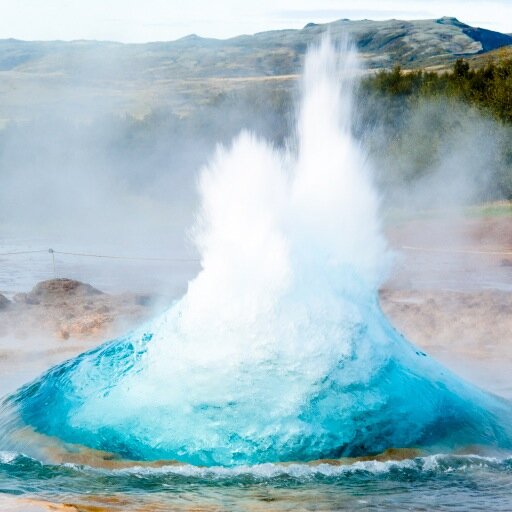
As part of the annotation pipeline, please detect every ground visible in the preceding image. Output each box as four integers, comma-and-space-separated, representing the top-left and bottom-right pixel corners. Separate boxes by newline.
382, 214, 512, 398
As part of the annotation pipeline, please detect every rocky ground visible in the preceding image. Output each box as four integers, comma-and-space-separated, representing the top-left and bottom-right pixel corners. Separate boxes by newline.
0, 278, 157, 341
0, 278, 163, 394
381, 215, 512, 398
380, 288, 512, 398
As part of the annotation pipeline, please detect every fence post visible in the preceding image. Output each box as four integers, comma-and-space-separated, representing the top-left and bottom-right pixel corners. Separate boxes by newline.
48, 248, 55, 277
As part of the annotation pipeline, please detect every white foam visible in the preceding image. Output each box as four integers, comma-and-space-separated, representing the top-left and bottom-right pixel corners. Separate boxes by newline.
0, 451, 19, 464
103, 454, 511, 479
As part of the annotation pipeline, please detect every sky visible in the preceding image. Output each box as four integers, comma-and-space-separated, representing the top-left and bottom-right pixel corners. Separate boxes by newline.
0, 0, 511, 43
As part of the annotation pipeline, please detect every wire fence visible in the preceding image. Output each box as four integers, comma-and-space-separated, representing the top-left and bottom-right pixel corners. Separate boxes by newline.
0, 248, 199, 261
1, 243, 511, 285
0, 248, 200, 280
401, 245, 512, 257
2, 245, 512, 261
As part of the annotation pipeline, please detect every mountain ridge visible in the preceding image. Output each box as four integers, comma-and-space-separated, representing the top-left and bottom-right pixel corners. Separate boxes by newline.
0, 17, 511, 73
0, 17, 510, 121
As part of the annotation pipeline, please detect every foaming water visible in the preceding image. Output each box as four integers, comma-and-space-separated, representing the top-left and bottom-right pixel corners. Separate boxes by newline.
0, 37, 511, 479
1, 450, 512, 511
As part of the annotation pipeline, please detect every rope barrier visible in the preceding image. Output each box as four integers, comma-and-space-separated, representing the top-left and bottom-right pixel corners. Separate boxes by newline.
402, 245, 512, 256
50, 249, 199, 262
0, 250, 49, 256
0, 248, 199, 262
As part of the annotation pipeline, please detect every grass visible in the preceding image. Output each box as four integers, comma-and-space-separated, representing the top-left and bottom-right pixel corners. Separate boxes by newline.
465, 200, 512, 218
383, 200, 512, 225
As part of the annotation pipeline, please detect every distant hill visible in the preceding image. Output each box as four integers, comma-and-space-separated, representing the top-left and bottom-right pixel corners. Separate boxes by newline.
0, 17, 511, 121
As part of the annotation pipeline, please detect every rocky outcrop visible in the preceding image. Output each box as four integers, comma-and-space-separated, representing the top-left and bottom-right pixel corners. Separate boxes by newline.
0, 279, 166, 342
13, 278, 102, 306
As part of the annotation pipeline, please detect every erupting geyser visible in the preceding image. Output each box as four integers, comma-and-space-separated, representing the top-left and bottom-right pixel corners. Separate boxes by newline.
1, 37, 511, 466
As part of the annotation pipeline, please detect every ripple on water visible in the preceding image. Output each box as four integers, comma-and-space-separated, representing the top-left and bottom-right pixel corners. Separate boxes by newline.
1, 451, 512, 510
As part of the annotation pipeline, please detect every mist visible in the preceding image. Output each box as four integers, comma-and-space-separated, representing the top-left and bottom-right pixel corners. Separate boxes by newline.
358, 94, 512, 211
0, 40, 510, 296
0, 76, 294, 294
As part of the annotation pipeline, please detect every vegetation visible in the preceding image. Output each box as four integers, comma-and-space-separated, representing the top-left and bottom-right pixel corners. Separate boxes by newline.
466, 200, 512, 218
358, 58, 512, 201
363, 58, 512, 123
384, 200, 512, 225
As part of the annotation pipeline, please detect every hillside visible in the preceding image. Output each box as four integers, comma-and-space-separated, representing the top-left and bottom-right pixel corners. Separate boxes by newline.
468, 44, 512, 68
0, 17, 511, 121
1, 17, 511, 76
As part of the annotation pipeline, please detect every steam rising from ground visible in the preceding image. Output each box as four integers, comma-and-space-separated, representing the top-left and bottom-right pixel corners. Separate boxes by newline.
363, 96, 512, 210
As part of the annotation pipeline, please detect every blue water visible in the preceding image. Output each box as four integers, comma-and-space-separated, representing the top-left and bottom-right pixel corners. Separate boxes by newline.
1, 300, 511, 467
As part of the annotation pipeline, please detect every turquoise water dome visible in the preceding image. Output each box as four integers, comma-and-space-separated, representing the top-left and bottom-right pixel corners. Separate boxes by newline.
1, 37, 511, 466
7, 301, 512, 466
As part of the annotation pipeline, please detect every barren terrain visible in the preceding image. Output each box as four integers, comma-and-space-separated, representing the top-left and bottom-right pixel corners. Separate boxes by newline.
382, 214, 512, 397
